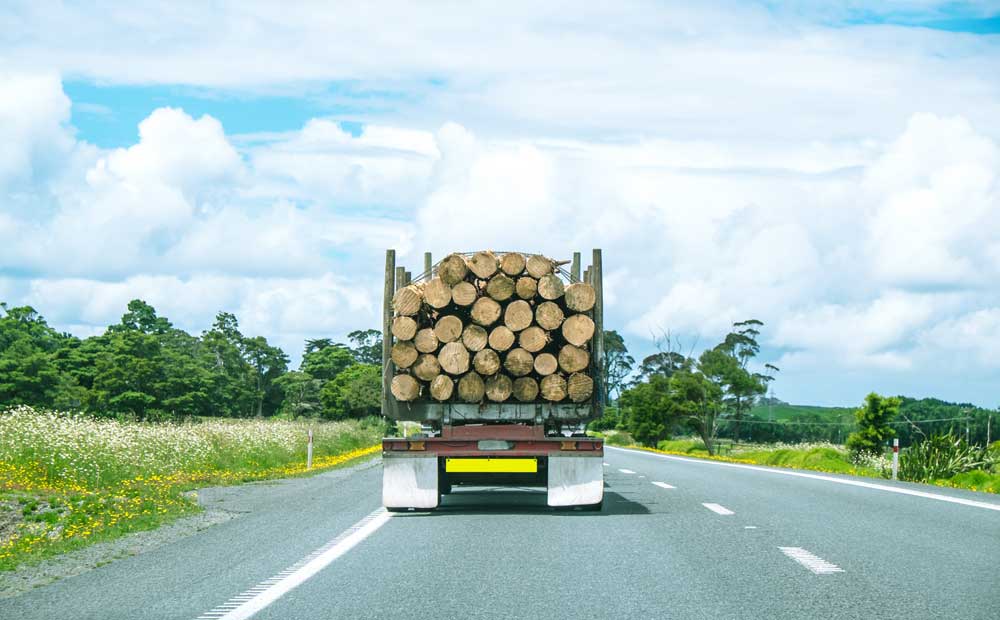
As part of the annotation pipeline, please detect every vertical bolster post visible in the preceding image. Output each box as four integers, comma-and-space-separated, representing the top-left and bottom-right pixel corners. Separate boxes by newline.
592, 249, 605, 417
383, 250, 396, 418
424, 252, 433, 279
571, 252, 581, 281
395, 266, 406, 291
405, 270, 412, 284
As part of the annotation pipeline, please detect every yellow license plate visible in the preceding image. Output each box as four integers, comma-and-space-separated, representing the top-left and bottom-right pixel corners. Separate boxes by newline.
445, 458, 537, 473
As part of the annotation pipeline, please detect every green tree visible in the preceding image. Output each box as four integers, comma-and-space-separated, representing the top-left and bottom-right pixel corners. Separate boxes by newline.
847, 393, 899, 457
301, 345, 353, 381
347, 329, 382, 365
320, 363, 381, 419
621, 375, 672, 446
275, 371, 323, 418
242, 336, 289, 417
202, 312, 255, 417
670, 368, 725, 454
0, 304, 69, 407
603, 330, 634, 403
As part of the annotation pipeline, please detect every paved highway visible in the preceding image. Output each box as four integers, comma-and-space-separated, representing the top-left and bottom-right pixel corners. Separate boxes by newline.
2, 447, 998, 620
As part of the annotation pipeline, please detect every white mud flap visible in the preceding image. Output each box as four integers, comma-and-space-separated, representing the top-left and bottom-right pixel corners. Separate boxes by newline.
547, 455, 604, 507
383, 455, 439, 509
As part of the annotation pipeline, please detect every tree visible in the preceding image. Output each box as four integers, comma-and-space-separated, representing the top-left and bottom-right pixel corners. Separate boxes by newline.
620, 375, 672, 446
709, 320, 774, 440
670, 368, 725, 454
242, 336, 289, 417
347, 329, 382, 365
275, 371, 323, 418
846, 393, 899, 457
320, 364, 381, 419
301, 345, 353, 381
602, 330, 634, 404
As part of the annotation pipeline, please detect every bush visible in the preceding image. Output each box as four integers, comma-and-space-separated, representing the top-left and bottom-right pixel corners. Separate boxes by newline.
899, 433, 990, 483
846, 393, 899, 458
601, 430, 634, 446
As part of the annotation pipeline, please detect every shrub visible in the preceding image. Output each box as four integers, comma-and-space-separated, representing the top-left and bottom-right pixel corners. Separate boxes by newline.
898, 433, 989, 483
846, 393, 899, 458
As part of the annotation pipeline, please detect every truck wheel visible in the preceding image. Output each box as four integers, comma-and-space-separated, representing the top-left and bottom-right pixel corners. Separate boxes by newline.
440, 480, 453, 495
581, 501, 603, 512
386, 507, 409, 513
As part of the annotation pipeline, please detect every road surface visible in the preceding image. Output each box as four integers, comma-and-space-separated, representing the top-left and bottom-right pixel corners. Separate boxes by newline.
2, 447, 998, 619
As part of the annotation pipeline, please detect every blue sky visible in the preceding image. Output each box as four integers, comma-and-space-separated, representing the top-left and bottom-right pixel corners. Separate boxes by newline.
1, 1, 999, 407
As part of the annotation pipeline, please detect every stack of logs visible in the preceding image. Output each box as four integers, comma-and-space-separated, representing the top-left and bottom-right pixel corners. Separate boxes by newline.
389, 251, 596, 405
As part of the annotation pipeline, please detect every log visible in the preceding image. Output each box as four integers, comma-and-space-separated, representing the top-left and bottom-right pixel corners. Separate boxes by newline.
473, 348, 501, 376
518, 326, 548, 353
526, 254, 554, 278
430, 374, 454, 401
423, 277, 452, 309
462, 324, 488, 352
540, 374, 567, 402
564, 282, 596, 312
558, 344, 590, 373
392, 285, 422, 316
412, 353, 441, 382
503, 299, 533, 332
533, 352, 558, 376
414, 328, 439, 353
515, 276, 538, 300
537, 274, 565, 300
471, 297, 502, 326
535, 301, 564, 330
468, 250, 499, 279
485, 374, 513, 402
512, 377, 539, 402
562, 314, 596, 347
391, 341, 418, 368
434, 315, 463, 343
504, 347, 534, 377
486, 273, 515, 302
438, 341, 470, 375
451, 281, 478, 306
457, 372, 485, 403
499, 252, 526, 276
391, 374, 421, 401
391, 316, 417, 341
438, 253, 468, 285
567, 373, 594, 403
488, 326, 515, 352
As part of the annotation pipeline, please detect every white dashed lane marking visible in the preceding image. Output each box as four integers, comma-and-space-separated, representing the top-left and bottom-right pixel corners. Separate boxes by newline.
651, 482, 675, 489
618, 469, 636, 474
702, 503, 735, 515
779, 547, 844, 574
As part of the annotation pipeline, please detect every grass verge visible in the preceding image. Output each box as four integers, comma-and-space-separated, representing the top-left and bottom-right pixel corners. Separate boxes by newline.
0, 406, 383, 571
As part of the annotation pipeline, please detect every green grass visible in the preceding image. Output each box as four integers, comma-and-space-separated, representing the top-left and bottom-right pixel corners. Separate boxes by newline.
0, 406, 383, 571
749, 402, 855, 423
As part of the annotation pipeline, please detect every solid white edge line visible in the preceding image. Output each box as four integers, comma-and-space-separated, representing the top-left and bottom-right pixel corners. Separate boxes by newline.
618, 468, 636, 474
198, 508, 392, 620
702, 502, 735, 515
608, 446, 1000, 512
652, 481, 676, 489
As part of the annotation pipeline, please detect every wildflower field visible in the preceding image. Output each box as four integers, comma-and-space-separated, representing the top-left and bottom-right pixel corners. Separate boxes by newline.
0, 406, 383, 571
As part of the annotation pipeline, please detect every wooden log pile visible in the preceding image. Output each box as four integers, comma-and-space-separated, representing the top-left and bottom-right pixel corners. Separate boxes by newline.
390, 251, 596, 405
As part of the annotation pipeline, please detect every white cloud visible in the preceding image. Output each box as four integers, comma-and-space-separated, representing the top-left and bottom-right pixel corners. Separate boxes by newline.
0, 72, 75, 188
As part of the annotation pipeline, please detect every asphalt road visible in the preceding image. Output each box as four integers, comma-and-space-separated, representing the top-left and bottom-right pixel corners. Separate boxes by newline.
2, 447, 998, 620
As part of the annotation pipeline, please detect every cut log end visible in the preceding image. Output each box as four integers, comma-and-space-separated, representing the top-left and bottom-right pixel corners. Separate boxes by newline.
486, 273, 515, 302
526, 254, 554, 279
503, 299, 533, 332
414, 328, 439, 353
457, 372, 485, 403
451, 281, 478, 307
558, 344, 590, 374
512, 377, 539, 402
391, 374, 421, 402
471, 297, 502, 326
562, 313, 596, 347
473, 348, 501, 376
485, 374, 513, 402
438, 254, 469, 286
533, 352, 558, 376
391, 341, 418, 369
504, 347, 534, 377
515, 277, 538, 300
438, 341, 470, 375
518, 326, 549, 353
434, 315, 463, 343
423, 277, 452, 309
567, 373, 594, 403
468, 250, 499, 279
540, 374, 567, 402
391, 316, 417, 341
499, 252, 526, 276
564, 282, 596, 312
391, 285, 422, 316
535, 301, 564, 331
462, 324, 488, 352
537, 274, 565, 300
488, 326, 515, 352
429, 374, 454, 401
412, 353, 442, 382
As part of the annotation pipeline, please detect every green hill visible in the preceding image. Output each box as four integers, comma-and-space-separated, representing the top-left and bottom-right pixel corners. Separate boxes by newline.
750, 402, 855, 424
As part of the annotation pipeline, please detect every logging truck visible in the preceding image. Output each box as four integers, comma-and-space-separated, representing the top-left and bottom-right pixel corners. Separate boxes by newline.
381, 249, 605, 511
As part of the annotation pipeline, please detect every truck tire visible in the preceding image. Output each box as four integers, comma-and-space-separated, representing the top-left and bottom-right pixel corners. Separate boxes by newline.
581, 501, 603, 512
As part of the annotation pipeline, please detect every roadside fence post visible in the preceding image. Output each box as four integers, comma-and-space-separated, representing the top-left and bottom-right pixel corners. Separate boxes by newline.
307, 429, 314, 470
891, 438, 899, 481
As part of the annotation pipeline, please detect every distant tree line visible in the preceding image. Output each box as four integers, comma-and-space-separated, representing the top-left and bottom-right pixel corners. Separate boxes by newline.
0, 300, 382, 421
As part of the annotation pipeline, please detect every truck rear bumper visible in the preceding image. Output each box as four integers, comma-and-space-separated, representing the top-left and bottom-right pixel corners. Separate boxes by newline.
382, 454, 439, 510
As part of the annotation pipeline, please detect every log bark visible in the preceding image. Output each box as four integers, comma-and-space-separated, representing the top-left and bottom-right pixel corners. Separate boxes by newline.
486, 273, 515, 302
422, 277, 452, 309
391, 285, 422, 316
518, 326, 548, 353
433, 315, 463, 343
473, 348, 501, 376
412, 353, 441, 382
391, 374, 420, 401
564, 282, 596, 312
438, 253, 468, 286
429, 374, 454, 401
485, 374, 513, 402
537, 274, 565, 300
488, 326, 515, 352
391, 316, 417, 341
499, 252, 526, 276
512, 377, 539, 402
533, 352, 558, 376
540, 374, 567, 402
470, 297, 502, 326
562, 314, 596, 347
515, 277, 538, 300
438, 341, 470, 375
457, 372, 485, 403
462, 324, 488, 352
526, 254, 554, 278
504, 347, 534, 377
535, 301, 564, 331
414, 328, 439, 353
567, 373, 594, 403
503, 299, 533, 332
558, 344, 590, 373
468, 251, 499, 279
451, 281, 478, 307
391, 341, 418, 368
